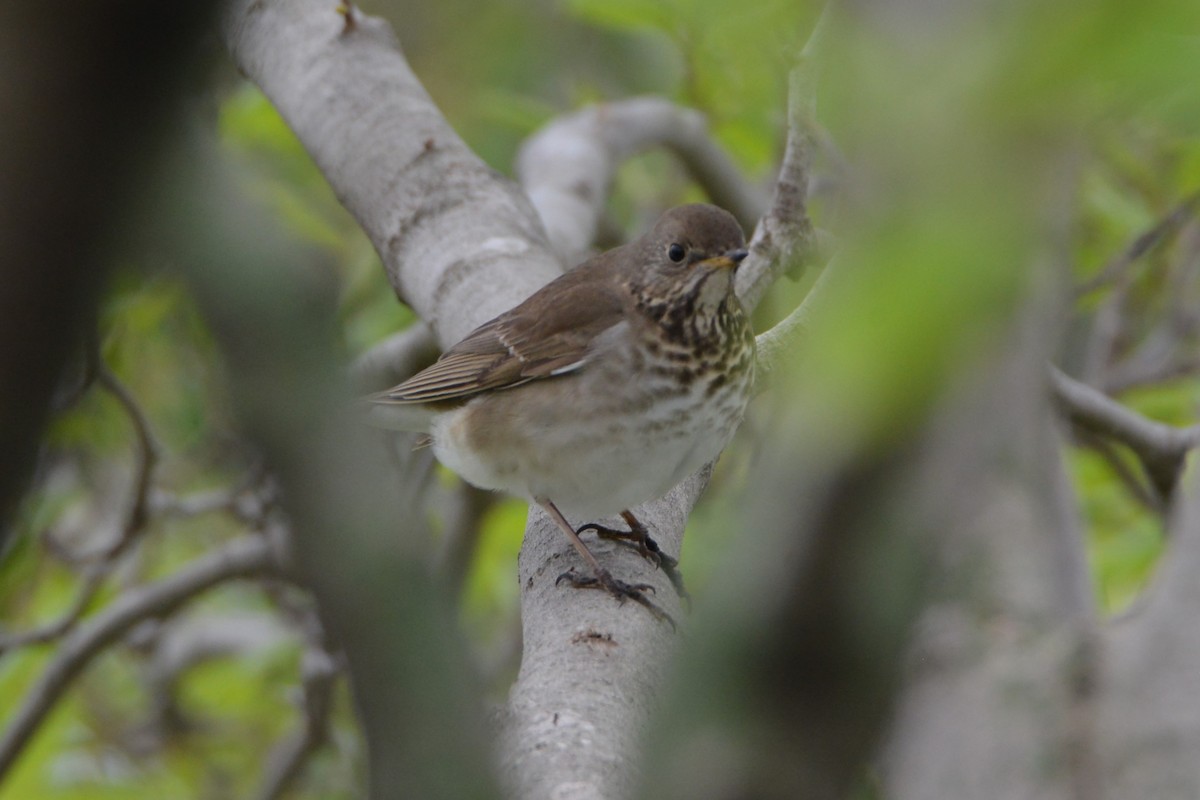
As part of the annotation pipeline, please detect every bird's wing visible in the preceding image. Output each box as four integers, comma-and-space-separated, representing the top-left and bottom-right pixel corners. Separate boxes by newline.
372, 277, 625, 405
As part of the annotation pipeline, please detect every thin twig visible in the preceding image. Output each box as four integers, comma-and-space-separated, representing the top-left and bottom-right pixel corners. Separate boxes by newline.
1074, 191, 1200, 298
1073, 429, 1161, 513
1077, 193, 1200, 386
3, 356, 170, 651
736, 6, 827, 312
46, 358, 163, 567
255, 645, 340, 800
90, 361, 161, 560
152, 461, 277, 527
1049, 365, 1200, 501
1163, 220, 1200, 329
0, 536, 278, 784
151, 487, 246, 519
1079, 266, 1132, 387
1101, 220, 1200, 393
0, 570, 106, 654
1104, 354, 1200, 395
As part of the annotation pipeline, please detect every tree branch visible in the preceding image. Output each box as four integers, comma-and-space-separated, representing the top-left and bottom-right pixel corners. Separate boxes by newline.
225, 4, 825, 798
1101, 216, 1200, 392
0, 353, 170, 653
517, 97, 766, 262
255, 645, 339, 800
1105, 354, 1200, 395
1074, 191, 1200, 298
84, 359, 161, 560
1074, 430, 1161, 512
499, 471, 709, 800
350, 321, 439, 393
752, 252, 839, 393
1077, 193, 1200, 388
736, 8, 826, 312
502, 76, 785, 800
222, 0, 560, 348
0, 536, 278, 783
0, 571, 106, 654
1049, 365, 1200, 501
1099, 460, 1200, 796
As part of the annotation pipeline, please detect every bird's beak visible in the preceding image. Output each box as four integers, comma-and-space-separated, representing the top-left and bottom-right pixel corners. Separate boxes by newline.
698, 248, 749, 271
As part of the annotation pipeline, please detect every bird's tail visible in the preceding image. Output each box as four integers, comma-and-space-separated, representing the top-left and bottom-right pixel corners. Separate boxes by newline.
359, 396, 439, 434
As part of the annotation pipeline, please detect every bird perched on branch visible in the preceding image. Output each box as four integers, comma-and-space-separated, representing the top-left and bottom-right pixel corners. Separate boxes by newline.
368, 204, 755, 624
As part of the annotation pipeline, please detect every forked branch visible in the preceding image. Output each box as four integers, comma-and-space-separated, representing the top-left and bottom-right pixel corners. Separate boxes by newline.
1049, 366, 1200, 501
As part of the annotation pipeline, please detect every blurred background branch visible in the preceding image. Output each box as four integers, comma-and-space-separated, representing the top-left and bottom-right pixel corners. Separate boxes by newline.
1050, 365, 1200, 504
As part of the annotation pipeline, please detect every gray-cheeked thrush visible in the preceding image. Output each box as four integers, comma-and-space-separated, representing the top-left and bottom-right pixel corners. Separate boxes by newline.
368, 203, 755, 624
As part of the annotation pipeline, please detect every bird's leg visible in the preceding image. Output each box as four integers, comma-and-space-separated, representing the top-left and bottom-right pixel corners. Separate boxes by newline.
578, 510, 688, 602
536, 499, 675, 628
580, 511, 675, 567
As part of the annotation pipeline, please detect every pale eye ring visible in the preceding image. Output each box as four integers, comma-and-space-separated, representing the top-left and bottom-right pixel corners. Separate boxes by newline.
667, 243, 686, 263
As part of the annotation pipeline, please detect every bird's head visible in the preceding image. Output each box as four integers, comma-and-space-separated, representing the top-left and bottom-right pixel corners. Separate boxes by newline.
627, 204, 749, 327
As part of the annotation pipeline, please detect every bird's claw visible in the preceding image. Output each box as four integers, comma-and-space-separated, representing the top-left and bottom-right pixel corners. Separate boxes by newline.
576, 522, 689, 604
577, 522, 676, 568
556, 568, 676, 629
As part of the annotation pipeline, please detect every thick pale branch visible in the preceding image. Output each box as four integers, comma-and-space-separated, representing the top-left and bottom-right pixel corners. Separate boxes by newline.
517, 98, 766, 262
500, 471, 709, 800
222, 8, 692, 797
225, 4, 824, 798
504, 94, 774, 800
222, 0, 559, 346
1099, 463, 1200, 796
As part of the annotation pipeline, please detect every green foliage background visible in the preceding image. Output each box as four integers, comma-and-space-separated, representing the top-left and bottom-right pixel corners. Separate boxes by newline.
1, 0, 1198, 796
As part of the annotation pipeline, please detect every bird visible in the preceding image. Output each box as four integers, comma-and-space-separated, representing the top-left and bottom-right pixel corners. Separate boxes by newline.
367, 203, 756, 624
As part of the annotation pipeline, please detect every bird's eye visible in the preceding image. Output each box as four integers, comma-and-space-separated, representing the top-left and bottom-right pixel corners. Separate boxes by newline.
667, 243, 686, 263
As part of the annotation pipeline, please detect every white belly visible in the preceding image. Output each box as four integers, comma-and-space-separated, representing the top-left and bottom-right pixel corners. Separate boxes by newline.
429, 356, 751, 520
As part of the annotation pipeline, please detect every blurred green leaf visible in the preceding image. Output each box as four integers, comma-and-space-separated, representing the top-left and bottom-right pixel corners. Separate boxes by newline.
1070, 448, 1165, 612
460, 497, 526, 643
562, 0, 673, 32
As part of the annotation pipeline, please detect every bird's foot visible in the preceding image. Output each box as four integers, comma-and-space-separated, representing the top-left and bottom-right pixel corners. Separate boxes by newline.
577, 519, 689, 604
578, 522, 676, 568
556, 568, 675, 630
